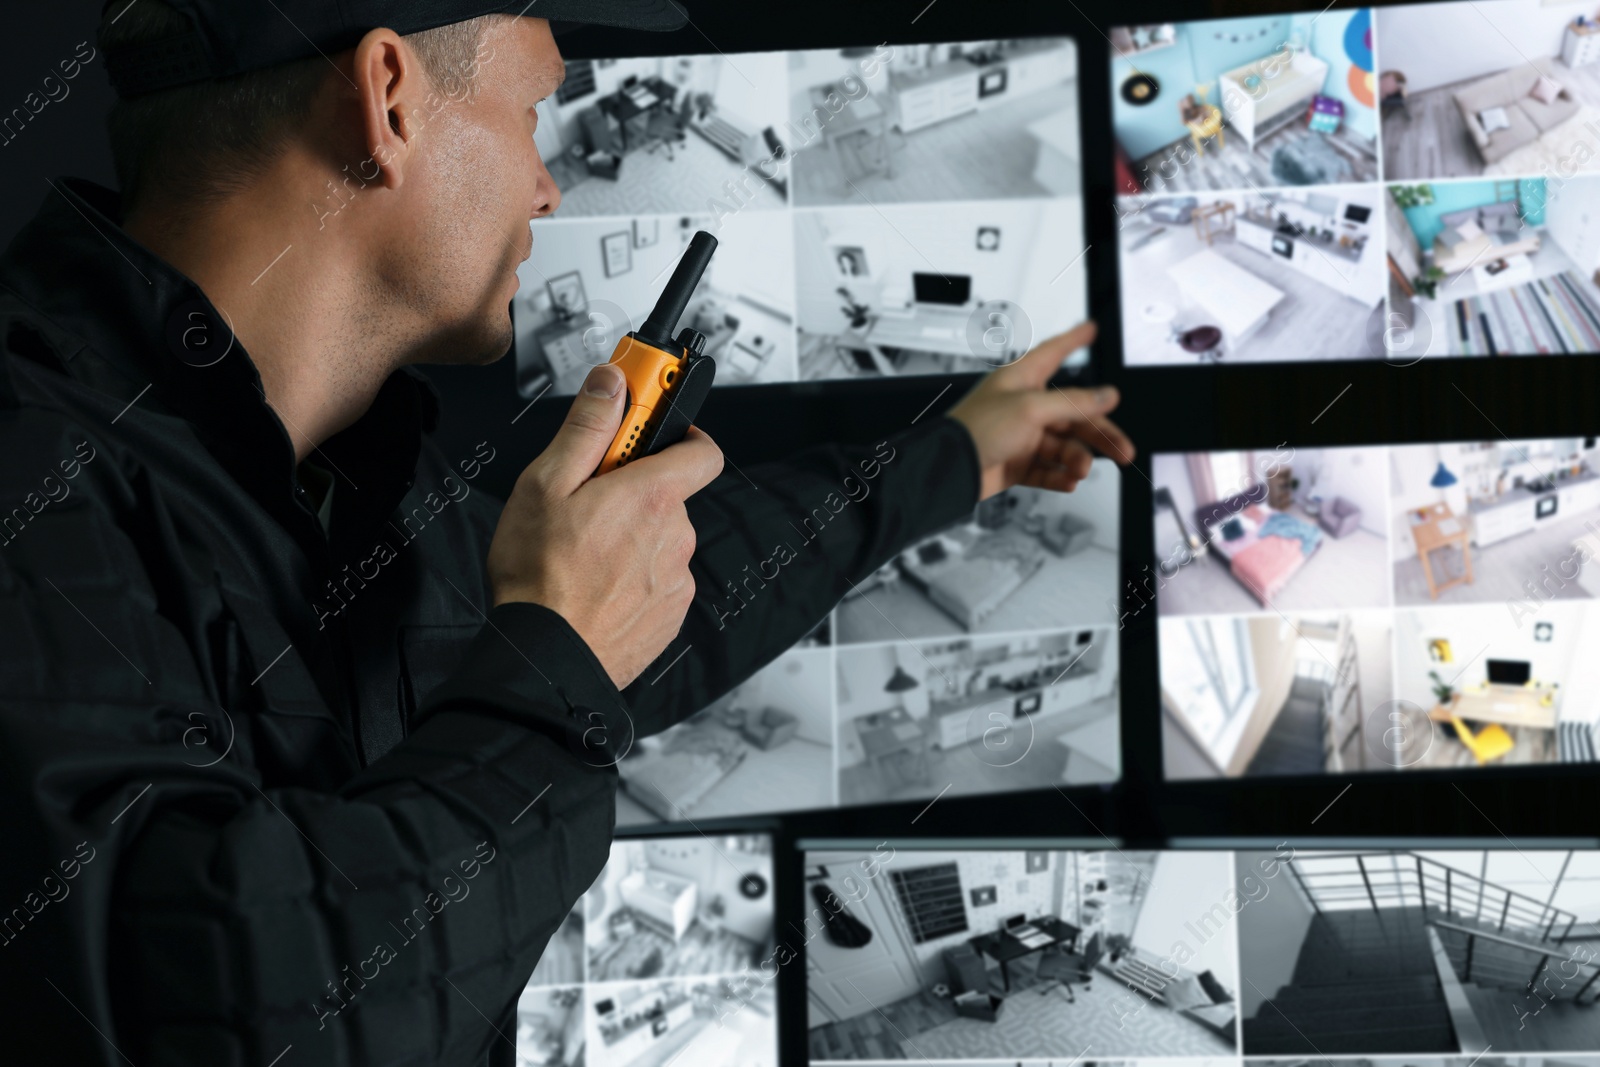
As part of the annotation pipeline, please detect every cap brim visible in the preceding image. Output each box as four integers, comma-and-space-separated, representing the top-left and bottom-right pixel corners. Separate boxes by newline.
509, 0, 687, 33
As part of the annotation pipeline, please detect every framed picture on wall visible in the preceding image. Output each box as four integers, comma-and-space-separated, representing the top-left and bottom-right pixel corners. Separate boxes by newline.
1025, 851, 1049, 873
546, 271, 587, 320
633, 217, 660, 248
601, 231, 632, 277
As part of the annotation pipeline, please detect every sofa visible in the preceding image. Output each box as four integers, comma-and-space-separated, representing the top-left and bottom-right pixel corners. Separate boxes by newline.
738, 707, 799, 750
1039, 514, 1095, 557
1318, 496, 1363, 538
1453, 59, 1580, 164
1431, 201, 1541, 273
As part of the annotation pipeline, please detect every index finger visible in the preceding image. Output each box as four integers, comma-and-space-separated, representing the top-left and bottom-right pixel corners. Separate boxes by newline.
1035, 388, 1137, 464
613, 426, 725, 500
997, 320, 1097, 389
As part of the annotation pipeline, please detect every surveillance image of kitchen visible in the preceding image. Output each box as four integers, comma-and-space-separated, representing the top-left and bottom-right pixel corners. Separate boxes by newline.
531, 51, 790, 219
834, 626, 1121, 805
584, 975, 776, 1067
514, 985, 584, 1067
583, 835, 775, 984
787, 38, 1079, 208
512, 211, 796, 397
1118, 184, 1387, 365
1389, 438, 1600, 607
833, 475, 1118, 644
793, 198, 1088, 382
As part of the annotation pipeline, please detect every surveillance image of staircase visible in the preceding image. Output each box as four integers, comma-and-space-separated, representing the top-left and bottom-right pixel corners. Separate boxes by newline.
1238, 849, 1600, 1055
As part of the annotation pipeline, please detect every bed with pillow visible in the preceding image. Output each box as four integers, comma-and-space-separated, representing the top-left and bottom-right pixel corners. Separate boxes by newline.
897, 525, 1047, 630
1196, 494, 1324, 607
619, 708, 748, 820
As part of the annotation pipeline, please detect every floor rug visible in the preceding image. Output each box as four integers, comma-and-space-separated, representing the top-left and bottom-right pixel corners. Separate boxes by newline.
1444, 271, 1600, 355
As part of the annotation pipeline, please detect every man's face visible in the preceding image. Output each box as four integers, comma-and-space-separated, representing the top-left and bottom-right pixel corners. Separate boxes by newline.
388, 16, 564, 367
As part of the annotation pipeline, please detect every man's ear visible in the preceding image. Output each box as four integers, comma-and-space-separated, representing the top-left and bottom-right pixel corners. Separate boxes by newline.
351, 27, 420, 192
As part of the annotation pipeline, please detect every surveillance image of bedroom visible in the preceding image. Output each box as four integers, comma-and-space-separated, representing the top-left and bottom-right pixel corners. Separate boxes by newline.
513, 211, 796, 397
793, 197, 1088, 382
833, 472, 1119, 645
583, 836, 775, 985
806, 848, 1240, 1062
1152, 447, 1392, 616
615, 644, 834, 825
531, 51, 790, 219
834, 625, 1121, 806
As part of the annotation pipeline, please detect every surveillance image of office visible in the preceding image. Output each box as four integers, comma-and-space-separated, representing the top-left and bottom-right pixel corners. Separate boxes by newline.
513, 211, 795, 397
616, 644, 833, 825
1254, 1060, 1600, 1067
584, 975, 776, 1067
833, 472, 1118, 644
1384, 178, 1600, 358
1111, 10, 1379, 195
806, 848, 1240, 1061
835, 625, 1120, 806
1238, 848, 1600, 1054
793, 198, 1088, 382
1389, 438, 1600, 607
1391, 602, 1600, 768
1118, 185, 1386, 366
1151, 448, 1393, 617
1161, 611, 1395, 780
515, 984, 584, 1067
532, 51, 790, 219
1376, 0, 1600, 183
786, 38, 1078, 208
583, 835, 775, 984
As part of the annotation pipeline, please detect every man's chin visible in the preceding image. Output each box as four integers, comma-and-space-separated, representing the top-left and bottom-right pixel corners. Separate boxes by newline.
420, 317, 513, 367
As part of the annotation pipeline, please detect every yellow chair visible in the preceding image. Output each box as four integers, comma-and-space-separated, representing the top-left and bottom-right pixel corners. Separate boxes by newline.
1449, 712, 1515, 765
1185, 104, 1225, 157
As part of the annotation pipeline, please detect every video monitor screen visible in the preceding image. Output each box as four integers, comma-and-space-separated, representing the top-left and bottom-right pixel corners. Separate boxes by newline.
615, 466, 1122, 828
1112, 3, 1600, 366
1152, 438, 1600, 780
804, 843, 1600, 1063
512, 36, 1086, 396
515, 832, 776, 1067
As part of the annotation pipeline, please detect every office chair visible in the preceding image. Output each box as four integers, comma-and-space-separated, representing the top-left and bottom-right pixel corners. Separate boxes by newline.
1449, 712, 1515, 765
1035, 931, 1102, 1003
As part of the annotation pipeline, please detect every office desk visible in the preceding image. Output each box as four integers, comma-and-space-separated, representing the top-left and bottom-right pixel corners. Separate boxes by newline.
970, 917, 1081, 992
1431, 685, 1558, 731
865, 303, 1026, 361
596, 77, 675, 152
1412, 502, 1473, 600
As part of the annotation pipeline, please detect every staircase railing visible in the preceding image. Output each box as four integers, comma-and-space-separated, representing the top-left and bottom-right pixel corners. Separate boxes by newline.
1431, 919, 1600, 1005
1287, 852, 1579, 944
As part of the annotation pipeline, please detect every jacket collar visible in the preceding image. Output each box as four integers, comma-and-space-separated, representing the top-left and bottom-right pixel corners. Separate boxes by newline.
0, 177, 439, 563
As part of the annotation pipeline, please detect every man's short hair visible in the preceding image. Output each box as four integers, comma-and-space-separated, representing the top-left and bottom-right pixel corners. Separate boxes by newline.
98, 0, 500, 219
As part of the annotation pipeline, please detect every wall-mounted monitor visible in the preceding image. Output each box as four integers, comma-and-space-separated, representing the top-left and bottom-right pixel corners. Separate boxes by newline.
803, 842, 1600, 1063
515, 832, 776, 1067
614, 465, 1122, 828
1152, 438, 1600, 780
1111, 2, 1600, 366
512, 35, 1087, 395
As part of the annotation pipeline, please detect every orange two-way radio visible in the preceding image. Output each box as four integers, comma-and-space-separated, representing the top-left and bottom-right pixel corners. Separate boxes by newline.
596, 230, 720, 475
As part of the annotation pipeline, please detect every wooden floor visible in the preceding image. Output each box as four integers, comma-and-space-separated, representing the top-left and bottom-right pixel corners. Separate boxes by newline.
1381, 61, 1600, 181
1119, 220, 1384, 366
1134, 121, 1377, 195
791, 82, 1078, 207
1391, 507, 1600, 607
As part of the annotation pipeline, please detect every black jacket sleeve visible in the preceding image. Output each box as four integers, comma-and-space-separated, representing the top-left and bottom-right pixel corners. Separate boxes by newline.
620, 414, 982, 735
0, 409, 625, 1066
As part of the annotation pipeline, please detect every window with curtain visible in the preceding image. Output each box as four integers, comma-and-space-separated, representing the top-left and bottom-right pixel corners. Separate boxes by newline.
1208, 452, 1253, 499
1163, 617, 1257, 747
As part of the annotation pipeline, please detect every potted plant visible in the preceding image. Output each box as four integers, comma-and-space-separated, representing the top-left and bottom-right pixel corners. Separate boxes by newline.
1412, 265, 1446, 299
1105, 932, 1133, 964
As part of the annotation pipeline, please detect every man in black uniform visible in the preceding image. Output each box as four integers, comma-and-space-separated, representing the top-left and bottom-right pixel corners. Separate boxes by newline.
0, 1, 1131, 1063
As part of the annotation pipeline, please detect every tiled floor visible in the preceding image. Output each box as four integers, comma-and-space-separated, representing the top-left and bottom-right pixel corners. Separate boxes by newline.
587, 916, 763, 982
809, 958, 1235, 1061
790, 83, 1078, 207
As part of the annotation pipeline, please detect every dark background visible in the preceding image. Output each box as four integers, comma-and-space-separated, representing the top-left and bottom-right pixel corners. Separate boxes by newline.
8, 1, 1598, 1062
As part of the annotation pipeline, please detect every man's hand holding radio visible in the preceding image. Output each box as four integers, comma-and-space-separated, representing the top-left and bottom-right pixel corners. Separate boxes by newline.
947, 320, 1134, 501
488, 362, 724, 689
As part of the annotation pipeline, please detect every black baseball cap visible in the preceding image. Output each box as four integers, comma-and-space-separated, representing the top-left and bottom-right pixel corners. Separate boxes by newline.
101, 0, 688, 98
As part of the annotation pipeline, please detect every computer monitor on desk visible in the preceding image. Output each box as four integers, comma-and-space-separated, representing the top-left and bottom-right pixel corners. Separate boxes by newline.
913, 272, 972, 307
1487, 659, 1532, 686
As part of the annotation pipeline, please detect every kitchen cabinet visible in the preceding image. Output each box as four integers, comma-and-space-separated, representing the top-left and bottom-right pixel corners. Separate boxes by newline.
1472, 499, 1536, 547
892, 64, 980, 133
1561, 479, 1600, 516
1001, 46, 1075, 100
